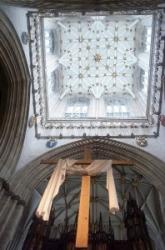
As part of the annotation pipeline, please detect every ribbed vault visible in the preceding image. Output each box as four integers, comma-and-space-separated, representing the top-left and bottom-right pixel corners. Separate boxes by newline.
10, 138, 165, 203
36, 169, 165, 244
0, 10, 30, 179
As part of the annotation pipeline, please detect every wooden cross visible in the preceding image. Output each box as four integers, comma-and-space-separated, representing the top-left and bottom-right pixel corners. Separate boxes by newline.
41, 148, 133, 248
75, 147, 92, 248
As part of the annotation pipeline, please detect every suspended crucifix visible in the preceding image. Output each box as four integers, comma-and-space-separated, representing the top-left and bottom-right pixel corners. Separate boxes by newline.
36, 147, 133, 248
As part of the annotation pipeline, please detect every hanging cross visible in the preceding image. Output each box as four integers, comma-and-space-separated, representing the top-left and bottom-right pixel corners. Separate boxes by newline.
41, 148, 133, 248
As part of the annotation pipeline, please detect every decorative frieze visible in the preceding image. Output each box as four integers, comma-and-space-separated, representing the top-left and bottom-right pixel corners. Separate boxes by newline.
1, 0, 165, 11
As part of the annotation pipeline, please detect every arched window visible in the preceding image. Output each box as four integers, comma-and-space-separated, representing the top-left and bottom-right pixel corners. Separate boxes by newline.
106, 97, 130, 118
145, 27, 152, 52
65, 96, 89, 118
44, 30, 54, 54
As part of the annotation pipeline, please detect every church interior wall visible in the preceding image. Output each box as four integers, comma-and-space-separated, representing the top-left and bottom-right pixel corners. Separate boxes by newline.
1, 4, 165, 172
0, 2, 165, 250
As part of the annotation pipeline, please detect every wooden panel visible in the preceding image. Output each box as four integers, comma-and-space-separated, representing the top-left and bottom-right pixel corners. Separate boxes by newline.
75, 176, 91, 248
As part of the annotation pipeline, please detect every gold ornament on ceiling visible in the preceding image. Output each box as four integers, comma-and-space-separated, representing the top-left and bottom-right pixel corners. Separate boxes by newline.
112, 72, 117, 78
94, 53, 102, 62
114, 36, 119, 42
79, 73, 83, 79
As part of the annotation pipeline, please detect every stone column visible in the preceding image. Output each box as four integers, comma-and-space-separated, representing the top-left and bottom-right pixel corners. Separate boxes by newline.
0, 189, 5, 207
0, 199, 17, 235
0, 196, 11, 218
0, 178, 26, 250
0, 199, 25, 250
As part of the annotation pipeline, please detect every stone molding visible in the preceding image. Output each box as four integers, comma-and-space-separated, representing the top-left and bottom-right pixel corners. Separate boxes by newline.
0, 177, 26, 249
0, 177, 25, 206
0, 0, 165, 11
0, 10, 30, 179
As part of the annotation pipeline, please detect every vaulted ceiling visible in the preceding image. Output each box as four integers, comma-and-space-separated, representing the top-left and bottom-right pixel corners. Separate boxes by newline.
30, 11, 163, 139
36, 166, 163, 242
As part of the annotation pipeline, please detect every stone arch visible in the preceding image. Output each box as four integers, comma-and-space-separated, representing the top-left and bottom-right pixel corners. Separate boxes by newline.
0, 0, 164, 11
0, 10, 30, 179
10, 138, 165, 203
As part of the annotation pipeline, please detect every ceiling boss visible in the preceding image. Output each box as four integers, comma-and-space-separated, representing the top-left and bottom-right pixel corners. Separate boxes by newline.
94, 53, 102, 62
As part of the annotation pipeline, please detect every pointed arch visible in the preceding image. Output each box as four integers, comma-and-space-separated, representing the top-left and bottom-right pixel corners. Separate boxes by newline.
0, 10, 30, 178
9, 138, 165, 203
